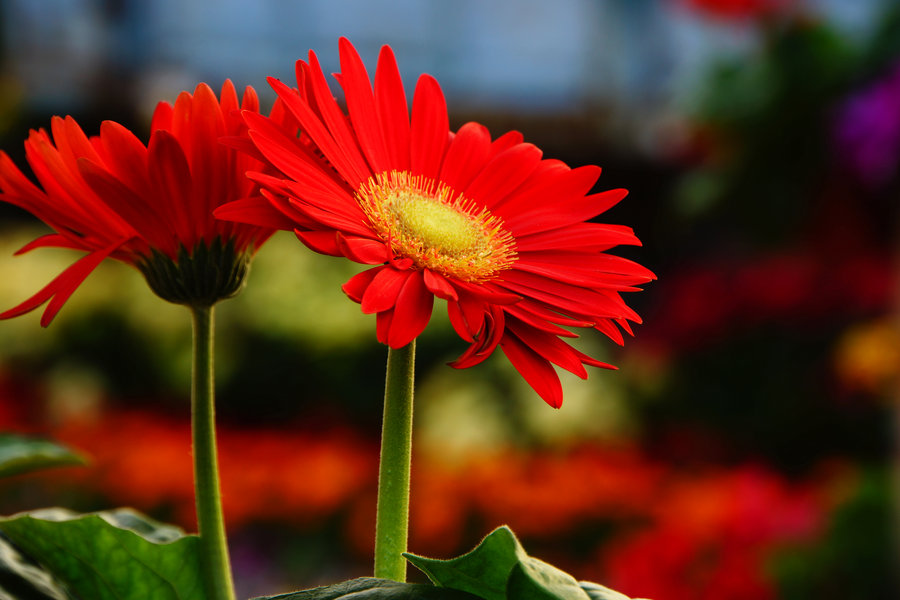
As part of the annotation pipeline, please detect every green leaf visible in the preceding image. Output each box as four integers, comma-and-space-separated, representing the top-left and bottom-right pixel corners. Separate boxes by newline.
404, 526, 522, 600
0, 507, 204, 600
251, 577, 483, 600
507, 558, 589, 600
577, 581, 639, 600
0, 434, 87, 478
405, 526, 640, 600
0, 534, 73, 600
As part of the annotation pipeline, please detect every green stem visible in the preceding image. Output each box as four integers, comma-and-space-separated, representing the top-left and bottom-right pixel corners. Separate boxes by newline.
190, 305, 236, 600
374, 340, 416, 582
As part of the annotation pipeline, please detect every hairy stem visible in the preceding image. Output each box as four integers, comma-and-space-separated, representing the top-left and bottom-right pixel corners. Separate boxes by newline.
374, 340, 416, 582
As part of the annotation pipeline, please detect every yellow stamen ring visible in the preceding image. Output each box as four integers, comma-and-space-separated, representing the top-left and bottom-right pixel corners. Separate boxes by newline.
357, 171, 516, 282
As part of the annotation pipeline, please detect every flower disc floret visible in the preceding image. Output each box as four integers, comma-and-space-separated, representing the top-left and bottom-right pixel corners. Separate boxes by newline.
358, 171, 516, 282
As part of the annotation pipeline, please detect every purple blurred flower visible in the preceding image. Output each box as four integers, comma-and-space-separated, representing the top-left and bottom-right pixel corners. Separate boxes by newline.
834, 60, 900, 187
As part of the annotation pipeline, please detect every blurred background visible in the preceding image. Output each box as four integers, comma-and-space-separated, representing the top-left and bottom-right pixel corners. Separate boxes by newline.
1, 0, 899, 598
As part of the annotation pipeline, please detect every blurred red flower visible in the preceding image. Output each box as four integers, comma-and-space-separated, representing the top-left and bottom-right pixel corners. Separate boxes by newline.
0, 81, 280, 323
217, 38, 653, 407
600, 465, 842, 600
679, 0, 790, 20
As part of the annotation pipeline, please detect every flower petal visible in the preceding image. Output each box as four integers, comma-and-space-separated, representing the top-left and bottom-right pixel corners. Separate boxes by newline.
506, 318, 588, 379
505, 188, 629, 237
342, 266, 383, 303
517, 223, 642, 252
410, 74, 449, 179
336, 232, 392, 264
387, 270, 434, 348
500, 332, 563, 408
423, 269, 458, 302
465, 142, 543, 208
295, 230, 342, 256
0, 240, 127, 327
375, 44, 410, 171
449, 305, 505, 368
339, 37, 390, 174
361, 267, 411, 314
439, 122, 492, 192
215, 196, 297, 230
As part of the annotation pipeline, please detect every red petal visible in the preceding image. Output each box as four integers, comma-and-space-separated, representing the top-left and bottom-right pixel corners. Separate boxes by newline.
339, 37, 390, 174
595, 319, 626, 345
506, 188, 629, 237
388, 270, 434, 348
77, 158, 173, 255
500, 332, 563, 408
295, 230, 342, 256
376, 308, 394, 345
452, 280, 521, 305
517, 223, 642, 252
506, 319, 588, 379
336, 232, 392, 264
361, 267, 411, 314
571, 345, 618, 371
187, 83, 227, 235
1, 241, 126, 327
449, 305, 505, 368
502, 302, 581, 338
15, 233, 86, 255
466, 142, 543, 208
500, 270, 638, 321
423, 269, 458, 301
244, 111, 354, 203
447, 301, 476, 343
524, 251, 656, 281
268, 75, 369, 187
375, 45, 410, 171
215, 196, 297, 230
438, 122, 492, 193
148, 129, 194, 244
446, 291, 493, 344
98, 121, 151, 198
410, 74, 449, 179
490, 130, 524, 155
342, 266, 382, 303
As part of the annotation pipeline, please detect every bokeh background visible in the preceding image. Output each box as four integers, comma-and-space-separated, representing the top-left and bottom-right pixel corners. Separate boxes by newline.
1, 0, 900, 598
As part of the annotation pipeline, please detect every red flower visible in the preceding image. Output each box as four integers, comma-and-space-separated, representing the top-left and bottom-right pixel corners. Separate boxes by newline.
679, 0, 788, 20
218, 39, 653, 407
0, 81, 278, 323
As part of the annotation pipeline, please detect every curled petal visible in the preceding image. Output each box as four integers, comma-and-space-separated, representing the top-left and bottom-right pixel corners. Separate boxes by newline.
449, 305, 505, 369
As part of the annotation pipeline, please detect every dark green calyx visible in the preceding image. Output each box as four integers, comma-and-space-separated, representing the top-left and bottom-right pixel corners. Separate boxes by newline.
137, 238, 251, 307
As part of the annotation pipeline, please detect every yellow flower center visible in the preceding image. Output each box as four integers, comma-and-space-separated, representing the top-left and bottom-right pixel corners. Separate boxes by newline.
357, 171, 516, 282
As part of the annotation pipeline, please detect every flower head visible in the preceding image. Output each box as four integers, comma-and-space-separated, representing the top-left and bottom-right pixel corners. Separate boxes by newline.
0, 81, 279, 321
218, 39, 654, 407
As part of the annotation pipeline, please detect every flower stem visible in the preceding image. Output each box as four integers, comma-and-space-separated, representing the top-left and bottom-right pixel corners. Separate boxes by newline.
190, 305, 236, 600
374, 340, 416, 582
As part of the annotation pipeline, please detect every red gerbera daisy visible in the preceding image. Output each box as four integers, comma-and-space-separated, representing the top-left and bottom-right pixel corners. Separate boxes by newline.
218, 39, 654, 408
0, 81, 280, 323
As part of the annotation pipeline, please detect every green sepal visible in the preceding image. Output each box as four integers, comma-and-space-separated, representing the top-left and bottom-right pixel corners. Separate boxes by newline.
0, 434, 87, 479
0, 508, 204, 600
137, 237, 251, 307
405, 526, 639, 600
250, 577, 483, 600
